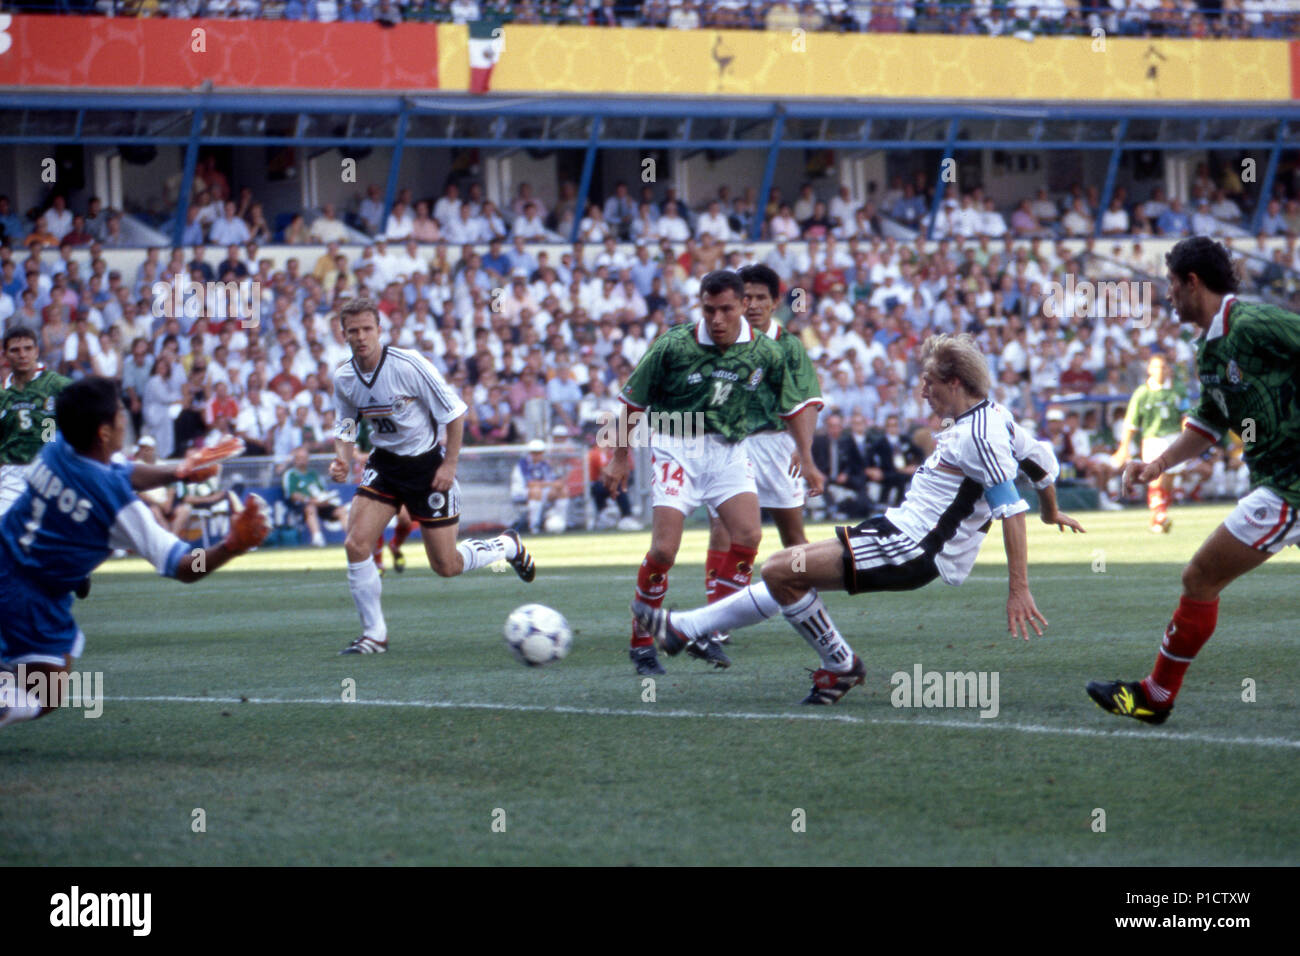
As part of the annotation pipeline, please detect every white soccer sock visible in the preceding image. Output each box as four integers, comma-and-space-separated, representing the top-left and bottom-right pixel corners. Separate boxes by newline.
527, 499, 543, 531
672, 582, 782, 640
0, 685, 44, 728
456, 537, 510, 572
782, 589, 856, 672
346, 559, 387, 643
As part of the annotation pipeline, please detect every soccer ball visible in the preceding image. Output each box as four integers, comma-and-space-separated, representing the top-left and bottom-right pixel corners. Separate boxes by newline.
503, 603, 572, 667
543, 511, 566, 533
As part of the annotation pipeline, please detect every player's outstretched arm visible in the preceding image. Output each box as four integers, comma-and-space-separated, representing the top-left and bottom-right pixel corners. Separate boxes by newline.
173, 494, 271, 583
1036, 483, 1085, 534
128, 436, 246, 492
1122, 426, 1215, 496
1002, 511, 1047, 641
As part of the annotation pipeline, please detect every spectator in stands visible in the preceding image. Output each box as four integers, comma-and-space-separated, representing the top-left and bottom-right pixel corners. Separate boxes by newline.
513, 201, 559, 242
142, 353, 182, 458
210, 201, 251, 246
279, 213, 309, 245
1099, 197, 1130, 236
357, 184, 385, 235
0, 196, 27, 243
1258, 199, 1288, 236
309, 203, 348, 244
811, 410, 868, 519
385, 199, 415, 240
408, 201, 442, 242
864, 413, 920, 507
657, 200, 692, 242
235, 374, 277, 455
1061, 198, 1095, 237
44, 196, 73, 243
696, 200, 733, 242
1156, 198, 1191, 237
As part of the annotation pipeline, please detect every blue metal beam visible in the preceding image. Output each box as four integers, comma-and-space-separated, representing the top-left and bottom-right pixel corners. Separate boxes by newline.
1250, 121, 1288, 235
571, 116, 604, 243
3, 90, 1298, 124
751, 110, 786, 241
1095, 118, 1129, 238
171, 106, 205, 249
382, 104, 410, 235
925, 118, 962, 241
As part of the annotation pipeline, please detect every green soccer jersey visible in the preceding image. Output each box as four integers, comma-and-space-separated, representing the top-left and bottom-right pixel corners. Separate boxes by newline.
743, 323, 824, 434
1186, 298, 1300, 506
620, 321, 800, 444
0, 368, 72, 465
1123, 382, 1184, 441
283, 467, 325, 501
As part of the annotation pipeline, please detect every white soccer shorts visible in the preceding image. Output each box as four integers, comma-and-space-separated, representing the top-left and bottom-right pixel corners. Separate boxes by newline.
746, 430, 805, 510
1224, 486, 1300, 554
1141, 435, 1187, 476
649, 434, 756, 516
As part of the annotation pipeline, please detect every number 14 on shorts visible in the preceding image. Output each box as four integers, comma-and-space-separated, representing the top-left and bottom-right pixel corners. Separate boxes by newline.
656, 459, 685, 496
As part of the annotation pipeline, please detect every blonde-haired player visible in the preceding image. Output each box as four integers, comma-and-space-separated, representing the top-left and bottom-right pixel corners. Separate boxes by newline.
635, 334, 1084, 704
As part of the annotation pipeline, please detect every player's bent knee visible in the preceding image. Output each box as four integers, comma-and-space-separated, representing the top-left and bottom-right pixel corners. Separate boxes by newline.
646, 547, 677, 569
428, 552, 461, 577
762, 559, 797, 599
1181, 560, 1221, 601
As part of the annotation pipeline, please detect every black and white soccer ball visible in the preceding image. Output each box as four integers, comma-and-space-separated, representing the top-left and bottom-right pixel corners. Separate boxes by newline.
503, 603, 572, 667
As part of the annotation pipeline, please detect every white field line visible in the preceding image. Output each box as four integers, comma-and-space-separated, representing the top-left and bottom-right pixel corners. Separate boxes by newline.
103, 695, 1300, 750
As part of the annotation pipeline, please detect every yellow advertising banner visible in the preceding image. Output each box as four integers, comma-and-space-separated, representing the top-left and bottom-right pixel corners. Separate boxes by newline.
448, 25, 1292, 102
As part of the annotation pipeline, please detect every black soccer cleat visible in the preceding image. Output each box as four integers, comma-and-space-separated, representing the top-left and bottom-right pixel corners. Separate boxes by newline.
686, 636, 732, 670
340, 636, 388, 655
629, 644, 666, 675
800, 655, 867, 705
503, 529, 535, 583
1086, 679, 1172, 725
631, 600, 692, 657
391, 547, 406, 573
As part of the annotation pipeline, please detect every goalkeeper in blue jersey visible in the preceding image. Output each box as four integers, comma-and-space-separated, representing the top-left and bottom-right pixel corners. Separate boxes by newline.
0, 377, 270, 729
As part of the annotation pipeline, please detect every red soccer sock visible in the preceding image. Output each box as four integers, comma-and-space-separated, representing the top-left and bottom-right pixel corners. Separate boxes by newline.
705, 549, 728, 604
1143, 595, 1220, 706
714, 544, 758, 601
632, 555, 672, 647
390, 521, 412, 553
1149, 483, 1169, 523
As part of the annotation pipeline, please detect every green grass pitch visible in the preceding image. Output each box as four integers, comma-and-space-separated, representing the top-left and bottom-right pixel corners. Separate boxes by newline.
2, 505, 1297, 865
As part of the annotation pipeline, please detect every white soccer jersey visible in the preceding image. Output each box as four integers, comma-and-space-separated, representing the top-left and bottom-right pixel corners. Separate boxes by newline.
885, 399, 1058, 586
332, 346, 468, 458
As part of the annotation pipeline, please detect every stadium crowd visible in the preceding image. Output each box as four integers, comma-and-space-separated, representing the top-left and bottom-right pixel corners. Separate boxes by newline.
1, 168, 1291, 521
10, 0, 1300, 41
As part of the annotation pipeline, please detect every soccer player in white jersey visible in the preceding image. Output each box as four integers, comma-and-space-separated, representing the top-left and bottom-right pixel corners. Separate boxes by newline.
329, 298, 535, 655
635, 333, 1084, 704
